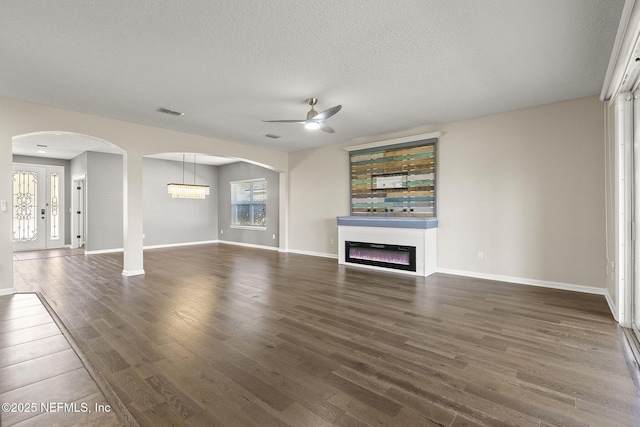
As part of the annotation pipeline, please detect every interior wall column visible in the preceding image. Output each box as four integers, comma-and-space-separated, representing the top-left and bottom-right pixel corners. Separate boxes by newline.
122, 151, 145, 276
278, 171, 289, 252
0, 132, 15, 295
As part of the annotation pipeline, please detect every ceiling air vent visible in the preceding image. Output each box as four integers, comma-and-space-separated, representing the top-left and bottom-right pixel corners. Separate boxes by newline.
265, 134, 281, 139
156, 107, 184, 116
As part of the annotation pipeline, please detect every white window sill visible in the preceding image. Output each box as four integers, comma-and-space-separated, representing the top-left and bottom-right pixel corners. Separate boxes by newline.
230, 225, 267, 231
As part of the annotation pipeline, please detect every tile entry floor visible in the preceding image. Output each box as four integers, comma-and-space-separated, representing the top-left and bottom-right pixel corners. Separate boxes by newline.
0, 292, 124, 426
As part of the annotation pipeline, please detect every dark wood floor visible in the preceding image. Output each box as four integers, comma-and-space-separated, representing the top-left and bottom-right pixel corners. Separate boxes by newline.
11, 244, 640, 426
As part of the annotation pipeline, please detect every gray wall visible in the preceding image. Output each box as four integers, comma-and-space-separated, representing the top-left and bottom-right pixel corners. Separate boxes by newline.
143, 157, 218, 246
86, 152, 123, 251
13, 155, 72, 245
70, 152, 87, 180
218, 162, 279, 247
12, 154, 278, 251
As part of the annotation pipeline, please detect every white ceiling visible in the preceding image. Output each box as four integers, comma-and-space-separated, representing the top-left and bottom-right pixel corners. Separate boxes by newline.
12, 132, 124, 158
145, 153, 238, 166
13, 131, 239, 166
2, 1, 625, 154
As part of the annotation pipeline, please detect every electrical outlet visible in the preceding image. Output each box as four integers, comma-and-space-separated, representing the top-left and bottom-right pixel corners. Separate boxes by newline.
477, 251, 484, 260
220, 229, 224, 234
272, 234, 276, 239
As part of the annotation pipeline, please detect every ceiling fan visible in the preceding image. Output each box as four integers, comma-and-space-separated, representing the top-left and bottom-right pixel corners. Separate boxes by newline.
263, 98, 342, 133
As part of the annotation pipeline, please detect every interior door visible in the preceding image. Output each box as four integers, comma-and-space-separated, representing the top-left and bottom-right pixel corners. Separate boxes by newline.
72, 179, 85, 249
12, 164, 46, 251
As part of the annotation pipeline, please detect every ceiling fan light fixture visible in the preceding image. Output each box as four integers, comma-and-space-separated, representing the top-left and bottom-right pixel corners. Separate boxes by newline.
263, 98, 341, 133
157, 107, 185, 117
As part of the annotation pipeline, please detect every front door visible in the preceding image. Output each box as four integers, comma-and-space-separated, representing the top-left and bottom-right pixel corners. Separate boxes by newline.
12, 163, 65, 251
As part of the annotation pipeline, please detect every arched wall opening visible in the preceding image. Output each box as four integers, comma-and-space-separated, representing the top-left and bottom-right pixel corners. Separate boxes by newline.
143, 152, 283, 251
0, 97, 289, 294
12, 131, 126, 253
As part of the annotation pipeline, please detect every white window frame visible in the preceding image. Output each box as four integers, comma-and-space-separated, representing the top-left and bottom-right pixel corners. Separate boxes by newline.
230, 178, 267, 230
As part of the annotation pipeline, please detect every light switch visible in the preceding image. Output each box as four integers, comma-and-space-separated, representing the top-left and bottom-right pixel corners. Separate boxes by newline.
0, 200, 6, 212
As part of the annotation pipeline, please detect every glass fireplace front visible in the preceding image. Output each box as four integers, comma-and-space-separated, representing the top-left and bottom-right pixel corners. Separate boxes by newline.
345, 241, 417, 272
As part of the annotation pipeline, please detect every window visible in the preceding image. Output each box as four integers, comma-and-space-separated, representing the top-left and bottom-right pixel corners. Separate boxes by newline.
231, 179, 266, 228
50, 172, 60, 240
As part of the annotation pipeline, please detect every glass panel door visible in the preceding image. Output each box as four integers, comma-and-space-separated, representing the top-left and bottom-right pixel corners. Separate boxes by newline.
12, 163, 65, 251
12, 165, 46, 251
46, 167, 65, 249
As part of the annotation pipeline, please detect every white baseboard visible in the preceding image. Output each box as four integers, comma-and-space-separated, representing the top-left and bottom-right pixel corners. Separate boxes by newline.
286, 249, 338, 259
604, 288, 618, 322
86, 240, 221, 254
0, 287, 16, 296
85, 248, 123, 255
144, 240, 219, 250
436, 268, 606, 296
122, 269, 145, 277
218, 240, 279, 251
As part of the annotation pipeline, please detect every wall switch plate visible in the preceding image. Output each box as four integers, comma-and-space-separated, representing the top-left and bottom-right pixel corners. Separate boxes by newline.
477, 251, 484, 260
0, 200, 6, 212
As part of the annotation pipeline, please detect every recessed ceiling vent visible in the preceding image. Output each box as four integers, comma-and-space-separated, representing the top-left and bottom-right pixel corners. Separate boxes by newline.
157, 107, 185, 116
265, 134, 281, 139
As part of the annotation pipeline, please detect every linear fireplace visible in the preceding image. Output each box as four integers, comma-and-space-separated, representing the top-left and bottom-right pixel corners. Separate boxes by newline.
345, 241, 417, 272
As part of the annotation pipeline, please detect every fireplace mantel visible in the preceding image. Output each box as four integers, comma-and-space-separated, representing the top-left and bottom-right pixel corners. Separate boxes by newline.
337, 216, 437, 276
336, 216, 438, 229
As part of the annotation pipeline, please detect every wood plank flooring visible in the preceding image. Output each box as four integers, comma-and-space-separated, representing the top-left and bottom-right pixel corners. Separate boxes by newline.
11, 244, 640, 426
0, 292, 122, 426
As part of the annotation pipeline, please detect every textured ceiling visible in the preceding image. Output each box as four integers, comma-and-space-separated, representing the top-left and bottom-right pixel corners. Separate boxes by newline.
12, 132, 124, 159
1, 1, 625, 154
12, 132, 236, 165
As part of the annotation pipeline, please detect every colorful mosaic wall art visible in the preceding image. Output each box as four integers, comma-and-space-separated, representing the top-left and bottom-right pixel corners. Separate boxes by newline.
350, 139, 436, 217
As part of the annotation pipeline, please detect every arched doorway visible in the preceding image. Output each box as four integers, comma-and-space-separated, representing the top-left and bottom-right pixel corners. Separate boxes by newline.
0, 96, 290, 294
143, 152, 282, 250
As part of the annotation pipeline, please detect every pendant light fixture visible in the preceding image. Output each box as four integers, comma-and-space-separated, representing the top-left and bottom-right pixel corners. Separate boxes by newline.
167, 154, 210, 199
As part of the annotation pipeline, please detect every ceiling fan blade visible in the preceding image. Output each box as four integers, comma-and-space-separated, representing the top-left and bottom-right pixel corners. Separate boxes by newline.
311, 104, 342, 121
318, 122, 335, 133
262, 119, 306, 123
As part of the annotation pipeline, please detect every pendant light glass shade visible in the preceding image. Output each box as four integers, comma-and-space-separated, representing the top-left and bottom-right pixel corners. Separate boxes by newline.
167, 183, 210, 199
167, 154, 210, 199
